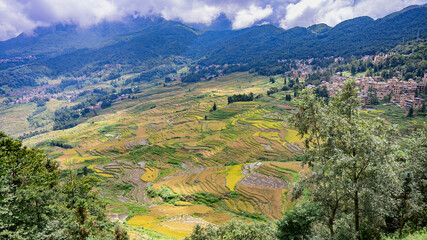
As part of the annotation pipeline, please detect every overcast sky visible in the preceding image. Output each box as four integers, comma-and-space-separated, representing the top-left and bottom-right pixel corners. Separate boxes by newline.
0, 0, 425, 41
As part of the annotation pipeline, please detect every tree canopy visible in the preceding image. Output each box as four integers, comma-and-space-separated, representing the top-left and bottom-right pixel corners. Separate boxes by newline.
287, 80, 426, 239
0, 132, 126, 239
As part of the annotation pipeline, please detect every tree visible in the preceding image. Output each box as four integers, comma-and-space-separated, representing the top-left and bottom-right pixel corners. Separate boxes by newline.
369, 93, 379, 105
60, 172, 113, 239
351, 62, 358, 75
0, 132, 60, 239
185, 220, 276, 240
212, 102, 217, 111
390, 128, 427, 236
114, 224, 129, 240
407, 107, 414, 117
276, 202, 322, 240
289, 80, 401, 239
293, 86, 300, 97
270, 77, 275, 83
267, 87, 280, 96
0, 132, 119, 239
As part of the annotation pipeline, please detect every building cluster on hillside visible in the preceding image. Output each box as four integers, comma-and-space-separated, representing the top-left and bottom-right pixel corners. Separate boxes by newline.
290, 59, 318, 79
358, 53, 392, 63
88, 64, 122, 78
0, 55, 37, 63
4, 84, 98, 105
321, 73, 426, 109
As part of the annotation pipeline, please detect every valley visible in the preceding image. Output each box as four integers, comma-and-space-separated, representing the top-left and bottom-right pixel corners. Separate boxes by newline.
0, 4, 426, 240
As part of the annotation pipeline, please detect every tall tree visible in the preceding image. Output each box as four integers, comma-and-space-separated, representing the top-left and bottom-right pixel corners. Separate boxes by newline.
0, 132, 60, 239
391, 127, 427, 236
289, 80, 400, 239
0, 132, 119, 239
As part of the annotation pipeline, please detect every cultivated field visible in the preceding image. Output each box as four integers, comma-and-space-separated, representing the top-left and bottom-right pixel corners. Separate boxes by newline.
4, 72, 311, 239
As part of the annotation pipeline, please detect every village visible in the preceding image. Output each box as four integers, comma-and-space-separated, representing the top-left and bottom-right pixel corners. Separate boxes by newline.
321, 73, 427, 109
2, 63, 124, 106
3, 83, 83, 105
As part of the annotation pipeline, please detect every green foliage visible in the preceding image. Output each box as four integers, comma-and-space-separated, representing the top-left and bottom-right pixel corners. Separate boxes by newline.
267, 87, 280, 96
114, 224, 129, 240
0, 132, 121, 239
369, 93, 379, 105
36, 140, 73, 149
0, 131, 61, 239
189, 192, 220, 207
146, 186, 180, 204
387, 128, 427, 236
53, 88, 136, 130
185, 220, 276, 240
407, 107, 414, 117
227, 93, 254, 104
276, 202, 323, 240
209, 102, 218, 112
289, 80, 411, 239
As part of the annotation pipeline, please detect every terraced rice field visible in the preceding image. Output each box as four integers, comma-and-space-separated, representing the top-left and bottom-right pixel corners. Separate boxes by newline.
16, 72, 311, 239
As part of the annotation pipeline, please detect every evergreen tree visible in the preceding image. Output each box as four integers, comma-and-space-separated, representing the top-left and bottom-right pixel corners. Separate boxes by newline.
407, 107, 414, 117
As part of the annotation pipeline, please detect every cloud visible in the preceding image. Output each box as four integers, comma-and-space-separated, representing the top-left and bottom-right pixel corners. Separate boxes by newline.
0, 0, 40, 39
0, 0, 425, 41
232, 4, 273, 29
280, 0, 425, 29
158, 1, 222, 24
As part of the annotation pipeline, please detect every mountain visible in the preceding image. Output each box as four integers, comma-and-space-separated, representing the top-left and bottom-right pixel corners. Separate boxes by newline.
0, 4, 426, 88
0, 17, 165, 58
186, 13, 233, 31
0, 20, 199, 87
42, 21, 198, 75
307, 23, 331, 35
199, 4, 427, 64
